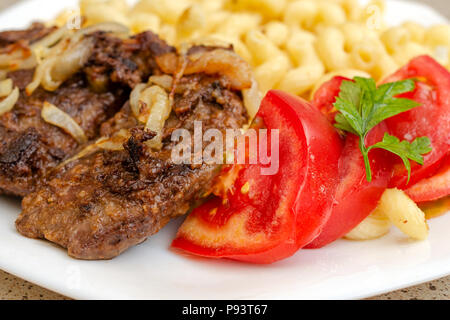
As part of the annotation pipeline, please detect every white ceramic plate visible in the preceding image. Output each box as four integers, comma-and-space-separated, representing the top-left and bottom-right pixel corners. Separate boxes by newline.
0, 0, 448, 300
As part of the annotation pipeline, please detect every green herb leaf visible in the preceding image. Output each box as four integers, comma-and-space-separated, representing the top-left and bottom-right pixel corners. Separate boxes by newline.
333, 77, 432, 183
335, 113, 357, 135
368, 134, 432, 183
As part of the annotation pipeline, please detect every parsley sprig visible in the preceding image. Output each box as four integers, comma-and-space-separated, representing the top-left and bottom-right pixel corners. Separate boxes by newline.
333, 77, 432, 183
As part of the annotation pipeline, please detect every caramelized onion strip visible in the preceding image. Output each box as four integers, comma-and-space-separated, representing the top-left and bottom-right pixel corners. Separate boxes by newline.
49, 37, 94, 85
143, 86, 171, 150
242, 78, 262, 120
158, 49, 253, 91
31, 26, 69, 51
0, 78, 13, 97
148, 75, 173, 91
96, 129, 131, 151
130, 83, 148, 122
74, 22, 129, 38
55, 127, 132, 169
0, 27, 68, 72
26, 22, 128, 95
0, 49, 30, 68
0, 86, 19, 116
130, 84, 171, 150
56, 143, 99, 170
41, 101, 87, 144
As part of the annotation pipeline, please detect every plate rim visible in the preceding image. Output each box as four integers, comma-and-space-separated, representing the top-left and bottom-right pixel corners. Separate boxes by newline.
0, 0, 448, 300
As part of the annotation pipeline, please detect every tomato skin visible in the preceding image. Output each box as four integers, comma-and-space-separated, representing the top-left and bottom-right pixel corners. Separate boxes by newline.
383, 56, 450, 188
171, 196, 300, 263
307, 77, 394, 248
306, 57, 450, 248
405, 155, 450, 203
172, 90, 343, 264
312, 76, 349, 123
306, 123, 392, 249
270, 91, 344, 249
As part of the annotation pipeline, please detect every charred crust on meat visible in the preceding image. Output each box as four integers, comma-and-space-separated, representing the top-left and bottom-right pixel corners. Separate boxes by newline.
0, 25, 177, 196
0, 128, 40, 176
133, 31, 176, 56
84, 31, 175, 89
123, 126, 157, 174
16, 72, 249, 259
14, 28, 250, 259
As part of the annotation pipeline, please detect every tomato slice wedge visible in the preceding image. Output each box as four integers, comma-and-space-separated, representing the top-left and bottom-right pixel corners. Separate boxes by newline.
172, 90, 343, 264
405, 155, 450, 203
308, 77, 392, 248
383, 55, 450, 188
306, 125, 392, 248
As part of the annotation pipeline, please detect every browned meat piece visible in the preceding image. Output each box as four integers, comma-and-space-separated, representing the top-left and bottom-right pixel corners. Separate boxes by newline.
16, 55, 250, 259
84, 31, 175, 89
0, 23, 56, 46
0, 26, 175, 196
0, 70, 126, 196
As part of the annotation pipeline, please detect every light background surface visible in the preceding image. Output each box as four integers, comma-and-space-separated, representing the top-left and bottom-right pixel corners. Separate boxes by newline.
0, 0, 448, 300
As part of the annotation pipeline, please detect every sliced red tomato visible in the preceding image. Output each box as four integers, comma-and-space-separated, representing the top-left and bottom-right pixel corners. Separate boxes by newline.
312, 76, 349, 123
172, 90, 343, 264
308, 78, 392, 248
306, 124, 392, 248
405, 154, 450, 203
383, 55, 450, 189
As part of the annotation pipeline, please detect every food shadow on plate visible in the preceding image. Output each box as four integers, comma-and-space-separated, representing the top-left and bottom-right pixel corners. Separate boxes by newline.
0, 194, 21, 211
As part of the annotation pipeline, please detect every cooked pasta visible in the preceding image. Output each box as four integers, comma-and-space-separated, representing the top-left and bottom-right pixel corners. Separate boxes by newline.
377, 189, 429, 241
345, 207, 392, 241
45, 0, 447, 101
345, 189, 430, 241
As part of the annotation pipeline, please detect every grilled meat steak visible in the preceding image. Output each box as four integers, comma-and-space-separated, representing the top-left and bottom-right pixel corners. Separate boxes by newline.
0, 70, 126, 196
0, 23, 56, 46
16, 49, 250, 260
0, 25, 175, 196
84, 31, 174, 89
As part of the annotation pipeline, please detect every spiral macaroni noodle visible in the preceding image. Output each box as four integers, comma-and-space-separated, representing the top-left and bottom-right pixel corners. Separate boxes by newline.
65, 0, 449, 99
